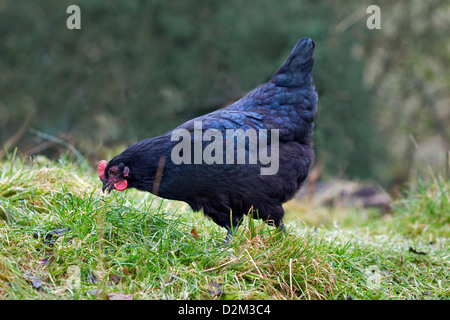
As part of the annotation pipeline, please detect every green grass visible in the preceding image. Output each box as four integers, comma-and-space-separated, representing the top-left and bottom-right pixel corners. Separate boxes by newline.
0, 155, 448, 300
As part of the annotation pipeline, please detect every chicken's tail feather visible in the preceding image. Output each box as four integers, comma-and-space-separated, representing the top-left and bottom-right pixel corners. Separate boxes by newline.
271, 37, 315, 88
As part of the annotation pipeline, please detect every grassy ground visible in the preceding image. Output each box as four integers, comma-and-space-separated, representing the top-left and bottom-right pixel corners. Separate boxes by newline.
0, 155, 448, 300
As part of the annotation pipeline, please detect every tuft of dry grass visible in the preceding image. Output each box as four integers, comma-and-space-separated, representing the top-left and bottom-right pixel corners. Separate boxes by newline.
0, 157, 92, 220
225, 231, 336, 299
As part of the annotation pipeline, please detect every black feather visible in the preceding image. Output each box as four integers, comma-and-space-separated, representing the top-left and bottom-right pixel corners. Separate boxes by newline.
104, 37, 318, 238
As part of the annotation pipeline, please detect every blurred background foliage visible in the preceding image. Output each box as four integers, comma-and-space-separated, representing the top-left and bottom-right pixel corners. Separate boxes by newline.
0, 0, 449, 188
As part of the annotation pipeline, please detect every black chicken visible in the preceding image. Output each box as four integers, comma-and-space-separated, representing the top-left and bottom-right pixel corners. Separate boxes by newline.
99, 37, 318, 244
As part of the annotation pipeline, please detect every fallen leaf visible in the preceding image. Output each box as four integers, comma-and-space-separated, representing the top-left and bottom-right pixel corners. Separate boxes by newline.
38, 254, 53, 266
34, 227, 71, 246
208, 280, 222, 297
23, 273, 45, 290
191, 227, 199, 239
109, 274, 121, 285
106, 292, 134, 300
39, 258, 48, 266
88, 272, 98, 284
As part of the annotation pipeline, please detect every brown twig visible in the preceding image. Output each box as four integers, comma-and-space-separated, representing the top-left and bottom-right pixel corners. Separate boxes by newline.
152, 156, 166, 195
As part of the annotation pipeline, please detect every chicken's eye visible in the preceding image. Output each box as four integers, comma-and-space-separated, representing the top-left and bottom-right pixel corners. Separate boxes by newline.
109, 169, 116, 175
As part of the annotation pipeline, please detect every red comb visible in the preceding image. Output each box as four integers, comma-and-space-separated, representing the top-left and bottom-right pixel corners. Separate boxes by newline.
98, 160, 107, 181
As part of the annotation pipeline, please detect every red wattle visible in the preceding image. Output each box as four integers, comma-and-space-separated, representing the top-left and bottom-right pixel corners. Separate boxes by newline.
114, 180, 128, 191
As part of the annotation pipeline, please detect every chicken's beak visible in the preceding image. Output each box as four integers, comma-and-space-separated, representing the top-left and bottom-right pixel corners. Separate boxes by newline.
102, 180, 113, 193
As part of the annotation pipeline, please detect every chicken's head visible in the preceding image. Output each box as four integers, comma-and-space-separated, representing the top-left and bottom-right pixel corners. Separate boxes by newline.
98, 160, 129, 193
